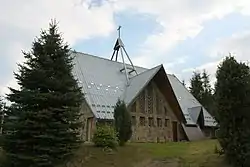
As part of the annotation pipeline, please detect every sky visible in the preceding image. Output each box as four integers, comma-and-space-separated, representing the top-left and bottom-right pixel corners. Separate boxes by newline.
1, 0, 250, 96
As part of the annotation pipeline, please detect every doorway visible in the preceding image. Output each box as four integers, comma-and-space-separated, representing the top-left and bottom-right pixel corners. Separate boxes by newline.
86, 117, 93, 141
172, 121, 178, 142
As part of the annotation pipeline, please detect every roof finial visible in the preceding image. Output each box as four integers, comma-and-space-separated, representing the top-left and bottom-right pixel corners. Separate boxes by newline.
110, 25, 138, 85
117, 25, 121, 38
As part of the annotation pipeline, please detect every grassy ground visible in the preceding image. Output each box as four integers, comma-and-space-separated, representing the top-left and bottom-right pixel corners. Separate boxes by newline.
0, 140, 230, 167
63, 139, 231, 167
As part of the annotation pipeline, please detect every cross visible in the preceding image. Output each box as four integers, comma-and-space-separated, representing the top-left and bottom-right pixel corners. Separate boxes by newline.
117, 25, 121, 38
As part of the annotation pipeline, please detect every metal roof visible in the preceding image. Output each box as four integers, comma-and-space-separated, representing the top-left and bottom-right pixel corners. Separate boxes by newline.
167, 74, 217, 127
72, 51, 217, 127
123, 65, 162, 105
72, 52, 147, 120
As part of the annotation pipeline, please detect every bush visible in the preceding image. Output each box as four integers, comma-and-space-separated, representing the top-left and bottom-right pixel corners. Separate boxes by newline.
92, 125, 118, 148
114, 99, 132, 146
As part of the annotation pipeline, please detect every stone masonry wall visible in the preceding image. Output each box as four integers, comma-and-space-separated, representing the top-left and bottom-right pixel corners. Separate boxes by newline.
128, 80, 182, 142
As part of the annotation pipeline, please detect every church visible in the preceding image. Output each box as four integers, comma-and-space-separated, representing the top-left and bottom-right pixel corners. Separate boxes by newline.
72, 27, 217, 142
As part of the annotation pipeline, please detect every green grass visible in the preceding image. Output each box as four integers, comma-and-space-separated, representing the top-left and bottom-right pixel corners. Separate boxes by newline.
135, 139, 229, 167
64, 139, 230, 167
1, 140, 230, 167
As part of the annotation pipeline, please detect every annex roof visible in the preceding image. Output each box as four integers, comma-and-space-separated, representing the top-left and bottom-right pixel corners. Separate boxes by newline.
167, 74, 217, 127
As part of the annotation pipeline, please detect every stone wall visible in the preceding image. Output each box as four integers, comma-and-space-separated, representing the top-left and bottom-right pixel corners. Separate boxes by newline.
79, 99, 95, 142
128, 80, 183, 142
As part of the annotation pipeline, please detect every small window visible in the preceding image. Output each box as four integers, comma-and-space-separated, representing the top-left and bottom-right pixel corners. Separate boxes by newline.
165, 119, 169, 127
97, 104, 100, 107
102, 105, 105, 107
148, 117, 154, 127
139, 117, 146, 126
92, 104, 95, 107
157, 118, 162, 127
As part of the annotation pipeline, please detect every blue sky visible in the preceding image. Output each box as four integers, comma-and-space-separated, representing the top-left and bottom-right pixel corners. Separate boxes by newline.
1, 0, 250, 95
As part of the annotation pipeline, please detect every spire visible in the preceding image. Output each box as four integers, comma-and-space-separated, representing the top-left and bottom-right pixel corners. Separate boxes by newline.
111, 26, 137, 86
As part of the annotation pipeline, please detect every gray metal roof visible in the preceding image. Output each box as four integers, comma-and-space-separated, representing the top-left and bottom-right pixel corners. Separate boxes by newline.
167, 74, 217, 127
123, 65, 162, 105
72, 52, 148, 120
72, 51, 217, 127
188, 106, 202, 123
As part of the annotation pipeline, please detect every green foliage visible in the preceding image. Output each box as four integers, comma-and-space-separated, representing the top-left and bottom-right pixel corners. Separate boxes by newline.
92, 124, 118, 148
1, 20, 84, 167
0, 97, 5, 135
189, 71, 204, 102
114, 99, 132, 146
189, 70, 214, 115
214, 55, 250, 166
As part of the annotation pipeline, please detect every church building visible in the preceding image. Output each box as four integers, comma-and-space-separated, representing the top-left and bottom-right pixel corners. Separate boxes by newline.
72, 27, 217, 142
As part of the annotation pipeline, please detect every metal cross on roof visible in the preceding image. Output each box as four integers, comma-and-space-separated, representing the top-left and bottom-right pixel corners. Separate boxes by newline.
118, 25, 121, 38
110, 25, 138, 86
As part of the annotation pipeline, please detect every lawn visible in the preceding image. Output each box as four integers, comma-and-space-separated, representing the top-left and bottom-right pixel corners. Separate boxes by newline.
63, 139, 231, 167
0, 140, 230, 167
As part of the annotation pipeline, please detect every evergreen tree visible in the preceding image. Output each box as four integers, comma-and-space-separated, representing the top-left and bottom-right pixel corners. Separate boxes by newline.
189, 70, 214, 115
1, 20, 84, 167
201, 70, 214, 114
214, 55, 250, 166
114, 99, 132, 146
189, 71, 204, 102
0, 97, 5, 134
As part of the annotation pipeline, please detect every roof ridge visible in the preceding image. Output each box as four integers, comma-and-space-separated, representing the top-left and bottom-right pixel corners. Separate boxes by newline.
72, 50, 148, 70
129, 64, 163, 80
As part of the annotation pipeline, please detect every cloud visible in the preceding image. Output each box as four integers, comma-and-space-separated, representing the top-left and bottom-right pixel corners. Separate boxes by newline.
0, 0, 117, 96
183, 30, 250, 87
108, 0, 250, 69
210, 31, 250, 62
2, 0, 250, 97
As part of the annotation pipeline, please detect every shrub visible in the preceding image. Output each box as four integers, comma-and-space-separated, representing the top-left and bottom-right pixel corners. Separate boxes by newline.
114, 99, 132, 146
92, 125, 118, 148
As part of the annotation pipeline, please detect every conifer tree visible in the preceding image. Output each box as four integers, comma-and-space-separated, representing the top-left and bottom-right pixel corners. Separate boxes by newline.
1, 20, 83, 167
114, 99, 132, 146
201, 70, 214, 114
189, 70, 214, 115
214, 55, 250, 166
0, 97, 5, 134
189, 71, 204, 102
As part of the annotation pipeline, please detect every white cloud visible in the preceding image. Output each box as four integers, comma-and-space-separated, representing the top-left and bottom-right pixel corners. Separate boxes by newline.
109, 0, 250, 68
112, 0, 250, 52
0, 0, 117, 96
182, 29, 250, 87
2, 0, 250, 97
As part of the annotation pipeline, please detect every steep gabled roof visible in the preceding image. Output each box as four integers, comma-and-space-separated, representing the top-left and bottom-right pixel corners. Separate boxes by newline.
167, 74, 217, 127
123, 65, 162, 105
72, 51, 159, 119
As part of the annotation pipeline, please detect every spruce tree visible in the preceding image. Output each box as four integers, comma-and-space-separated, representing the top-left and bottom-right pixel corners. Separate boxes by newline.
214, 55, 250, 166
189, 70, 214, 115
1, 20, 83, 167
0, 97, 4, 134
189, 71, 204, 102
201, 70, 214, 115
114, 99, 132, 146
